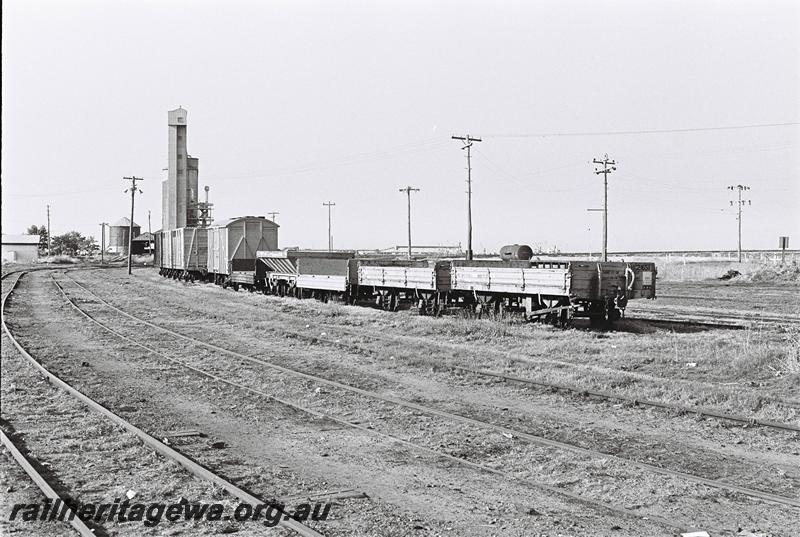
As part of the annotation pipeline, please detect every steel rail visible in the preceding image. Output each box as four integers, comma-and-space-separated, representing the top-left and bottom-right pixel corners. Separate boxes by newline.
74, 267, 800, 412
2, 271, 324, 537
0, 428, 96, 537
1, 273, 96, 537
72, 270, 800, 432
240, 318, 800, 432
49, 275, 694, 532
61, 273, 800, 510
631, 308, 800, 327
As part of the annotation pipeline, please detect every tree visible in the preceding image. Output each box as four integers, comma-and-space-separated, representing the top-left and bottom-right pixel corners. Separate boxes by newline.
82, 236, 98, 255
50, 232, 99, 257
26, 224, 49, 253
51, 231, 84, 256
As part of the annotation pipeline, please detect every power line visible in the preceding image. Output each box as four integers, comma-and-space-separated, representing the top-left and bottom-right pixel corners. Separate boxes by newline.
199, 138, 448, 183
323, 201, 335, 251
593, 154, 617, 262
452, 134, 482, 261
728, 185, 751, 263
124, 176, 143, 275
46, 204, 51, 257
399, 186, 420, 260
99, 222, 108, 264
485, 121, 800, 138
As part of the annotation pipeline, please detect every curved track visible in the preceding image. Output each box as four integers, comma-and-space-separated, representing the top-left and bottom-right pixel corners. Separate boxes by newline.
1, 271, 95, 537
48, 273, 692, 532
57, 272, 800, 511
1, 271, 325, 537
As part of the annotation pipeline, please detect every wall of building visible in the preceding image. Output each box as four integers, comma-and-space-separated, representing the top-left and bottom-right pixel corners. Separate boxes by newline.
108, 226, 141, 254
2, 244, 39, 263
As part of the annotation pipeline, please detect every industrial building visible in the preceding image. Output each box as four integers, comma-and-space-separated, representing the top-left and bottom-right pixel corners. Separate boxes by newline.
131, 232, 154, 255
108, 217, 141, 254
2, 235, 41, 263
162, 107, 201, 230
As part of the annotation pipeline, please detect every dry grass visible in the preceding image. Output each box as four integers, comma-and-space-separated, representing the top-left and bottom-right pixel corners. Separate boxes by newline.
617, 255, 799, 283
655, 259, 761, 282
781, 325, 800, 374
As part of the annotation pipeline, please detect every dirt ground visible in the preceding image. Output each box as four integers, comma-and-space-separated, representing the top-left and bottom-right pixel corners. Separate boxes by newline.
2, 267, 798, 536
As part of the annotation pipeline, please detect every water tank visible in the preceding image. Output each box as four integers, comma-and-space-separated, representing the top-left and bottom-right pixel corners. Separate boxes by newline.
499, 244, 533, 261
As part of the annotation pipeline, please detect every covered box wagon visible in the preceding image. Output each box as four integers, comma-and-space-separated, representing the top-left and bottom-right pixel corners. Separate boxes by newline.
207, 216, 278, 287
154, 227, 208, 281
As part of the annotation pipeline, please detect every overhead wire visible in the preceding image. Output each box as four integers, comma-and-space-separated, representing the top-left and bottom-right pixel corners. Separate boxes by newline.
484, 121, 800, 138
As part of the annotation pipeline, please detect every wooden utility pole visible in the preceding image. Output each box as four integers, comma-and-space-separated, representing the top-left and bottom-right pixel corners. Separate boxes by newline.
323, 201, 335, 251
147, 210, 153, 255
728, 185, 751, 263
399, 186, 420, 260
268, 211, 279, 222
124, 176, 143, 274
99, 222, 108, 264
46, 204, 51, 257
593, 154, 617, 262
452, 135, 482, 260
586, 208, 604, 260
779, 236, 789, 265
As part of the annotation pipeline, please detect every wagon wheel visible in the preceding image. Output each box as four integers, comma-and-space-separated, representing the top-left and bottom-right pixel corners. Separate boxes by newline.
559, 305, 574, 328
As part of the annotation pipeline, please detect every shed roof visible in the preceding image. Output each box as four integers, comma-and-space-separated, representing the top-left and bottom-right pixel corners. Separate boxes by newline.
2, 234, 41, 245
132, 232, 154, 242
212, 216, 278, 228
111, 217, 140, 228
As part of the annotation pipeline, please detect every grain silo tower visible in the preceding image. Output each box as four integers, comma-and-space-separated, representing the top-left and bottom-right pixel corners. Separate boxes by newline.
109, 217, 141, 254
162, 107, 199, 231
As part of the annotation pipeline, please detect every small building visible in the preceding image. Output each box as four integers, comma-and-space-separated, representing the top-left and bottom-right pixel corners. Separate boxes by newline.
131, 232, 155, 255
2, 235, 41, 264
108, 217, 141, 254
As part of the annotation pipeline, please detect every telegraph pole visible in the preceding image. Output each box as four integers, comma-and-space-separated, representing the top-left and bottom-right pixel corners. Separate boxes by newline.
147, 210, 153, 255
399, 186, 420, 259
268, 211, 279, 222
592, 154, 617, 262
323, 201, 335, 251
99, 222, 108, 264
586, 208, 604, 260
124, 176, 143, 275
452, 134, 482, 260
728, 185, 751, 262
46, 204, 51, 257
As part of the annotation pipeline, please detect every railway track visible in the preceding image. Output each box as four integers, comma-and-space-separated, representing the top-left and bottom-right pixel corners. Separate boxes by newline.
46, 273, 692, 533
628, 306, 800, 328
54, 272, 800, 516
1, 271, 325, 537
0, 427, 95, 537
69, 269, 800, 431
1, 270, 94, 536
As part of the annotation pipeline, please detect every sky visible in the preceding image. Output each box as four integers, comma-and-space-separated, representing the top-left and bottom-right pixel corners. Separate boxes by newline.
2, 0, 798, 253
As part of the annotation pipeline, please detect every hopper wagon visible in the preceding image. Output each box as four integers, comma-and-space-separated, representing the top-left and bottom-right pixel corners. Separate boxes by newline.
255, 250, 356, 300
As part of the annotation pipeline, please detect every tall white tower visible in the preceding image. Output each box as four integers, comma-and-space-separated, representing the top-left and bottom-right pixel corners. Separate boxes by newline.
162, 107, 199, 230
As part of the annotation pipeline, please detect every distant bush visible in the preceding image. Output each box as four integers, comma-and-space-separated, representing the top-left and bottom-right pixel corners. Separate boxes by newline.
41, 255, 79, 265
747, 262, 800, 284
